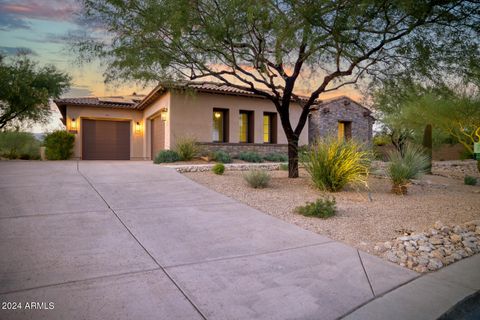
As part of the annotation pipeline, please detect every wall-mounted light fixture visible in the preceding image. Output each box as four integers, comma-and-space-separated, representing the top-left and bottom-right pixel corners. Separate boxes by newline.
214, 111, 222, 119
71, 118, 77, 129
160, 108, 168, 122
135, 121, 141, 133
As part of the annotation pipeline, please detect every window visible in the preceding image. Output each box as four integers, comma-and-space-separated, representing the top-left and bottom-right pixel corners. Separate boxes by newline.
212, 109, 228, 142
338, 121, 352, 141
239, 111, 254, 143
263, 112, 277, 143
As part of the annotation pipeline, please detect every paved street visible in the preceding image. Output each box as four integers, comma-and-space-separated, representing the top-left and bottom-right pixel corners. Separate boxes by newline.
0, 161, 417, 319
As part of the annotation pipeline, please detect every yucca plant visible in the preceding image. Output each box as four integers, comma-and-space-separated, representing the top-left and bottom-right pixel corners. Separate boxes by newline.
301, 138, 373, 192
174, 136, 200, 161
387, 143, 430, 195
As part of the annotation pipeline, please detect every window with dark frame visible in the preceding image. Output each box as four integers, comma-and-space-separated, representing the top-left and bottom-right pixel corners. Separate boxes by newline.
239, 110, 254, 143
263, 112, 277, 144
212, 108, 229, 142
338, 121, 352, 141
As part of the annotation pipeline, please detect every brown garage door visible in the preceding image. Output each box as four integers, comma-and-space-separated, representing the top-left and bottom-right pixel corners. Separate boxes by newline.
82, 119, 130, 160
151, 116, 165, 159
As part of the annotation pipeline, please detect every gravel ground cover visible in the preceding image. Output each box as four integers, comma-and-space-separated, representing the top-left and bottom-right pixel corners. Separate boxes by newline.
184, 160, 480, 258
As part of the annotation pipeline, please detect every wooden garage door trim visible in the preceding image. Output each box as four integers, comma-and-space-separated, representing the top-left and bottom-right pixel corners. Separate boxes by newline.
82, 119, 130, 160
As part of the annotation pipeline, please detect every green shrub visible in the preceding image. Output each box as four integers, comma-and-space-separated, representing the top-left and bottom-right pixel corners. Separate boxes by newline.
263, 152, 288, 162
212, 163, 225, 175
238, 151, 263, 163
212, 150, 232, 163
373, 134, 390, 146
295, 197, 336, 218
0, 131, 41, 159
154, 150, 180, 163
44, 130, 75, 160
387, 144, 430, 194
464, 175, 478, 186
301, 138, 373, 192
279, 163, 288, 171
174, 137, 199, 161
244, 169, 270, 188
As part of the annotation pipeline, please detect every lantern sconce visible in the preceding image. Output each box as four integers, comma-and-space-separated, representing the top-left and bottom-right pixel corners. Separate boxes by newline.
160, 108, 168, 122
135, 121, 142, 133
69, 118, 78, 133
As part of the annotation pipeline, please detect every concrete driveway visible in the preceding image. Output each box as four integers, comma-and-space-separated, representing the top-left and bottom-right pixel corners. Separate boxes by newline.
0, 161, 416, 320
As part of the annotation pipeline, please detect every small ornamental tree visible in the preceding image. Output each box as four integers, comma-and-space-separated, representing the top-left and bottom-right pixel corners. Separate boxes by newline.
0, 55, 70, 129
76, 0, 479, 177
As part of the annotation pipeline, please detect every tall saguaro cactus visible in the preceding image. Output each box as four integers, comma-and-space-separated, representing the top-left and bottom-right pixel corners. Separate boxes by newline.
422, 124, 433, 174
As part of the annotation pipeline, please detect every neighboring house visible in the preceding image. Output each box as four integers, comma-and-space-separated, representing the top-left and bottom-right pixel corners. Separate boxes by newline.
54, 83, 373, 161
308, 96, 374, 144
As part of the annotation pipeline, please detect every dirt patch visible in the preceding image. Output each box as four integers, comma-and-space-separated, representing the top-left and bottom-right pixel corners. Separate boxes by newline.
184, 161, 480, 255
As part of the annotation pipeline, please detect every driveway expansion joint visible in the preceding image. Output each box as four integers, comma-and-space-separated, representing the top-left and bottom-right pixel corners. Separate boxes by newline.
164, 240, 335, 269
0, 267, 162, 296
357, 249, 376, 298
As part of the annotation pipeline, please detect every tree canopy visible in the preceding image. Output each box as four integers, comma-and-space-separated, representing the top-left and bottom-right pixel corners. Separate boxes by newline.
76, 0, 480, 177
0, 55, 71, 130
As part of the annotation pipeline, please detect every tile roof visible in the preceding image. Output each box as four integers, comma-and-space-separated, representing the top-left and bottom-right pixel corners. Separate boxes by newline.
54, 95, 145, 110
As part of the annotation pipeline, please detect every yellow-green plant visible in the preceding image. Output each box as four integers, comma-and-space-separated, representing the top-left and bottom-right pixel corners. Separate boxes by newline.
301, 138, 373, 192
174, 136, 200, 161
387, 143, 430, 195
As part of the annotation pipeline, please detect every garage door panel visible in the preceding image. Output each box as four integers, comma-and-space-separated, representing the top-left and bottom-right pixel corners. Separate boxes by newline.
82, 119, 130, 160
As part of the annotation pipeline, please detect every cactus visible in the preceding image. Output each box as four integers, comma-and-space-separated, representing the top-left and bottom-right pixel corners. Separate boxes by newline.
422, 124, 433, 174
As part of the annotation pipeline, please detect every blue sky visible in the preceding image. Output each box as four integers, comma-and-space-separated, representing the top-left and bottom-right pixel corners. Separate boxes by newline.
0, 0, 150, 98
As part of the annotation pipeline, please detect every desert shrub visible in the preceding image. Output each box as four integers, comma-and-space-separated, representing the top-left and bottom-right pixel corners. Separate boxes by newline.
244, 169, 270, 188
464, 175, 477, 186
295, 196, 336, 218
212, 150, 232, 163
44, 130, 75, 160
174, 137, 199, 161
212, 163, 225, 175
154, 150, 180, 163
373, 134, 390, 146
301, 138, 373, 192
387, 144, 430, 194
263, 152, 288, 162
0, 131, 41, 159
279, 163, 288, 171
238, 151, 263, 163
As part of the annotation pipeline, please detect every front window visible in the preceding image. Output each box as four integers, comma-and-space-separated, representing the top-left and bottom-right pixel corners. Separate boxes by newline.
338, 121, 352, 141
213, 109, 228, 142
263, 112, 277, 143
239, 111, 253, 143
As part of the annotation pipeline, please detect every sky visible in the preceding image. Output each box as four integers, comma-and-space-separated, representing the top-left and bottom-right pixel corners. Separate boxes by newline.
0, 0, 360, 132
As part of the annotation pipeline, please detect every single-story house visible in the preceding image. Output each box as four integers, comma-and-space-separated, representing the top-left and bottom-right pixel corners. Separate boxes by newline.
54, 82, 373, 160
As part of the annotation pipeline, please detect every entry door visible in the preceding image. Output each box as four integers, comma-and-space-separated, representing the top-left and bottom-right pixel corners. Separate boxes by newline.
151, 116, 165, 159
82, 119, 130, 160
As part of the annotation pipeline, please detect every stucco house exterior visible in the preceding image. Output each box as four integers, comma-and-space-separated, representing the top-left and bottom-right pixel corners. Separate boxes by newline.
54, 82, 373, 160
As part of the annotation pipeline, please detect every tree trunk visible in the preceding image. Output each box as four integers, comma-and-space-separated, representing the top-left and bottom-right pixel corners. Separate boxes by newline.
287, 136, 299, 178
422, 124, 433, 174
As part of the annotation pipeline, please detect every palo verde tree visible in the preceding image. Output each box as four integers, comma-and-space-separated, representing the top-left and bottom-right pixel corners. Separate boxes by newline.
77, 0, 479, 177
0, 55, 71, 130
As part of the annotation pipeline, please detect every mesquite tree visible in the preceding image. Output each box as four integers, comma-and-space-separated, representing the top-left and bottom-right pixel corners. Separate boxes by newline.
77, 0, 479, 177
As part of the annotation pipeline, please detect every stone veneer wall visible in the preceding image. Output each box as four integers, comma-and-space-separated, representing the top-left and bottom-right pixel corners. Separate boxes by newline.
309, 98, 374, 144
198, 142, 288, 157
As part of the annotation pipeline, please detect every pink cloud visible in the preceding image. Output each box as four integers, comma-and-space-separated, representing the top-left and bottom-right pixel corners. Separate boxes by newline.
0, 0, 79, 21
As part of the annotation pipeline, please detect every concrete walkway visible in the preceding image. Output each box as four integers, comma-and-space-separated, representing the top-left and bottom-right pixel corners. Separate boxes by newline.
0, 161, 419, 319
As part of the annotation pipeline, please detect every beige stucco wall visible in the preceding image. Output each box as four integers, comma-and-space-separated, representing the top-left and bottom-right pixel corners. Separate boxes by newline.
66, 105, 145, 160
168, 91, 308, 148
142, 92, 171, 159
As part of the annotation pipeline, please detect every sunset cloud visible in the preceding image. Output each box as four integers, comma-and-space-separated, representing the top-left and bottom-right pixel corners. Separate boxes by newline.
0, 0, 79, 21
